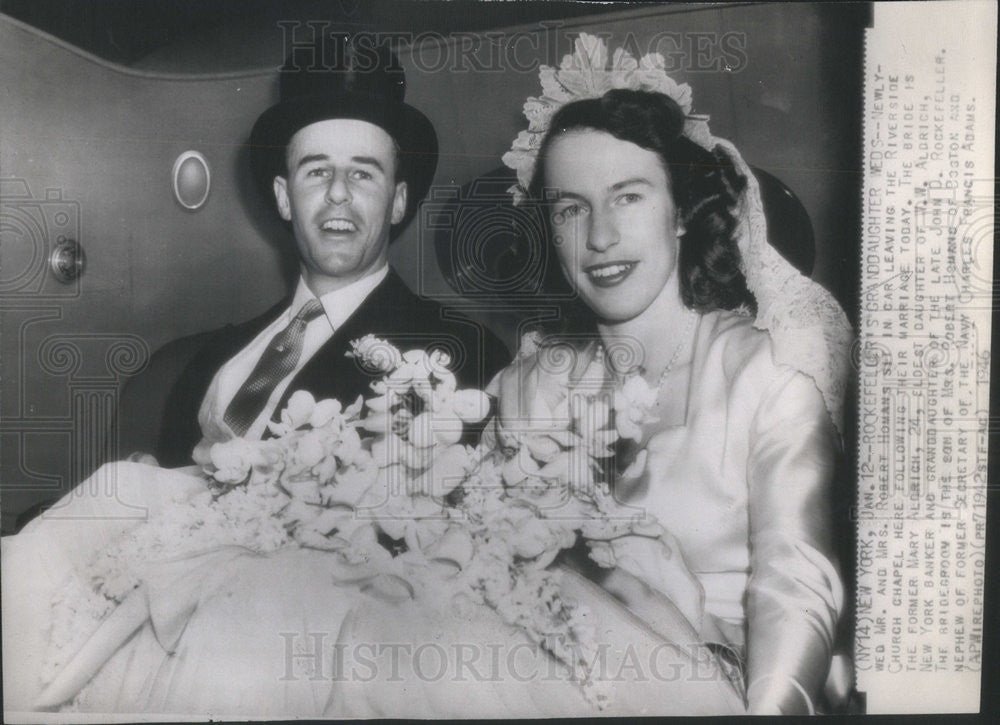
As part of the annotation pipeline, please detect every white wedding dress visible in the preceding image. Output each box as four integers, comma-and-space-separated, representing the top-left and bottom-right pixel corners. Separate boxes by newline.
3, 461, 744, 719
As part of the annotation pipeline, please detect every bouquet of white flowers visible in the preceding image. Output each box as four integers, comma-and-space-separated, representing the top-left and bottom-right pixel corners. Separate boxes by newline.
38, 336, 665, 710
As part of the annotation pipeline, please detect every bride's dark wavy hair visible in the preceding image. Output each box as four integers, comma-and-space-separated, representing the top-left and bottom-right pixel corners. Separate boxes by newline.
529, 88, 755, 331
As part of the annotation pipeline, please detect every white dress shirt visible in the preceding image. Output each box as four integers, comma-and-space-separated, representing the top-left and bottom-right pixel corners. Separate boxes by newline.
197, 265, 388, 444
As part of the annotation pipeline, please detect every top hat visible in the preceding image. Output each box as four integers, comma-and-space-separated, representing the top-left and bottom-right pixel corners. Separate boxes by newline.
249, 34, 438, 235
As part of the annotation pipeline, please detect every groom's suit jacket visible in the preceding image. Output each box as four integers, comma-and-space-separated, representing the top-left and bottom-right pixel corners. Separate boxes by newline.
156, 270, 509, 467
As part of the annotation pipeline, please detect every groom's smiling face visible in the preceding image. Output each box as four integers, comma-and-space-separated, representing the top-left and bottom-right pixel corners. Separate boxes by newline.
273, 119, 408, 296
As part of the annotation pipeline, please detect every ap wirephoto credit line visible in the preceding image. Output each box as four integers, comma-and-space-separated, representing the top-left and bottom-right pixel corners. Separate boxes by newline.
855, 1, 994, 713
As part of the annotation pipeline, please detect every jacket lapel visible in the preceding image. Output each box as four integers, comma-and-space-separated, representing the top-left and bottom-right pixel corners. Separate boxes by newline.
200, 298, 291, 394
275, 271, 418, 411
156, 296, 291, 466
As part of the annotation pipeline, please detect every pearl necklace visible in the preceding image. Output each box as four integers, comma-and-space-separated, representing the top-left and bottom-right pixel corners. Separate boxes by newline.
599, 308, 699, 393
651, 308, 698, 391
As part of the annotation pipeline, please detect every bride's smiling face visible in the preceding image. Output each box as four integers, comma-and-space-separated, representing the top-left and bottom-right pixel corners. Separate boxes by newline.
544, 129, 681, 324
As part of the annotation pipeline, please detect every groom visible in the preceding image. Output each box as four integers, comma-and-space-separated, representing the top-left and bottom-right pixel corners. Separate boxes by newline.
155, 34, 508, 467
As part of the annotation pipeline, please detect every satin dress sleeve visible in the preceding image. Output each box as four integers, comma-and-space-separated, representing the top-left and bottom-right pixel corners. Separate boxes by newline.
527, 312, 846, 715
743, 361, 844, 714
492, 322, 847, 714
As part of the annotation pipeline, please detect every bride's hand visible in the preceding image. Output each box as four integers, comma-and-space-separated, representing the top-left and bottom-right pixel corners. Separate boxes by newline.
125, 451, 158, 466
597, 533, 705, 632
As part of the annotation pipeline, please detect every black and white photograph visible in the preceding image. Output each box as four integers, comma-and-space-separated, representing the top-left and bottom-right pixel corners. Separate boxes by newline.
0, 0, 994, 719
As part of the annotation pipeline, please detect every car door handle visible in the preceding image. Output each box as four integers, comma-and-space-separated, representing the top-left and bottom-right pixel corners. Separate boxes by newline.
49, 235, 85, 283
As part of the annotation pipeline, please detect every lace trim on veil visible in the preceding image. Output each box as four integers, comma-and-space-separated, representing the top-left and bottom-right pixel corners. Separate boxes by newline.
716, 139, 854, 435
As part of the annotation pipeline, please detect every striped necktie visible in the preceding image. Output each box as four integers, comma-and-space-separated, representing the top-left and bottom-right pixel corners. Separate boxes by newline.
223, 298, 325, 437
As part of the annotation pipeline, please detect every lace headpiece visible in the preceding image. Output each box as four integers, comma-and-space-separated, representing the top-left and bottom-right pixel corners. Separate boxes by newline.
502, 34, 854, 433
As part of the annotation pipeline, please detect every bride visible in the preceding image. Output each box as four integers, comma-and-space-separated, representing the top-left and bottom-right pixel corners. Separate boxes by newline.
2, 34, 851, 718
496, 50, 854, 712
